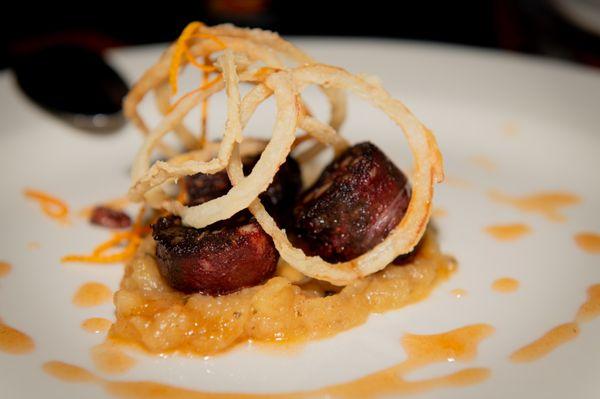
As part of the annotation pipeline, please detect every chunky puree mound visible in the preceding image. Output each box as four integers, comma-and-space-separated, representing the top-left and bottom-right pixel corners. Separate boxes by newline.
110, 230, 454, 355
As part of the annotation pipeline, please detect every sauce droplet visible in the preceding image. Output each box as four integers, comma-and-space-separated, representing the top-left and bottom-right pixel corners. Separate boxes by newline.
73, 282, 112, 307
0, 319, 35, 355
81, 318, 112, 334
510, 322, 579, 363
43, 361, 98, 383
470, 156, 496, 172
503, 121, 519, 136
0, 261, 11, 278
445, 176, 472, 189
575, 284, 600, 323
432, 207, 447, 218
488, 191, 580, 222
27, 242, 41, 251
492, 278, 519, 293
450, 288, 467, 298
91, 343, 136, 375
484, 224, 531, 241
574, 232, 600, 254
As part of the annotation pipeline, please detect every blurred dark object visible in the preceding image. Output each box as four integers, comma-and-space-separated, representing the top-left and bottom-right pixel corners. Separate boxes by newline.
1, 0, 599, 72
13, 45, 128, 132
496, 0, 600, 67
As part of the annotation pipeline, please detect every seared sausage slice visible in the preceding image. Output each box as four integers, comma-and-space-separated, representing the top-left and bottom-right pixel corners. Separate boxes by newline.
292, 142, 411, 263
152, 215, 278, 296
184, 155, 301, 227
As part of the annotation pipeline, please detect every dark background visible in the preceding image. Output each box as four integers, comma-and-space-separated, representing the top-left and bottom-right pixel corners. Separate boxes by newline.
2, 0, 599, 69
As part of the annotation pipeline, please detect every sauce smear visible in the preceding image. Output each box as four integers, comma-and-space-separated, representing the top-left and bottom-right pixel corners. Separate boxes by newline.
46, 324, 493, 398
73, 282, 112, 307
470, 156, 496, 172
27, 242, 41, 251
450, 288, 467, 298
43, 361, 98, 383
510, 322, 579, 363
575, 284, 600, 323
82, 318, 112, 334
91, 343, 136, 375
0, 319, 35, 355
0, 261, 11, 278
432, 207, 447, 218
488, 191, 580, 222
492, 278, 519, 293
484, 224, 531, 241
511, 283, 600, 363
574, 232, 600, 254
445, 176, 472, 189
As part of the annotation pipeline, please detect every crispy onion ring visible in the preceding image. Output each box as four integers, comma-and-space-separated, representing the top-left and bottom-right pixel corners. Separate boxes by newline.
125, 23, 443, 285
226, 64, 443, 285
130, 64, 347, 211
124, 23, 346, 155
164, 70, 299, 228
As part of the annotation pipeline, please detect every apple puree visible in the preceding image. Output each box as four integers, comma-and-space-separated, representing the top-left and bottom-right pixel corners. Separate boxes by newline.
110, 230, 455, 355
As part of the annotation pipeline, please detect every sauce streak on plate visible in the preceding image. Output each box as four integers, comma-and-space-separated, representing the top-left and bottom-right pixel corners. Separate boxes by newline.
470, 156, 496, 172
511, 283, 600, 363
574, 232, 600, 254
0, 319, 35, 355
510, 323, 579, 363
484, 224, 531, 241
43, 361, 99, 383
45, 324, 493, 398
488, 191, 580, 222
575, 284, 600, 323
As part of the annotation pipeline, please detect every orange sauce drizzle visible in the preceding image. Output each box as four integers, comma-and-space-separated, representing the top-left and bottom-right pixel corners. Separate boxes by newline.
491, 278, 519, 293
574, 232, 600, 254
445, 176, 472, 189
0, 261, 11, 278
62, 206, 146, 264
44, 324, 492, 398
432, 207, 447, 218
470, 155, 496, 172
511, 283, 600, 363
23, 188, 70, 224
510, 323, 579, 363
450, 288, 467, 298
82, 318, 113, 334
484, 223, 531, 241
488, 190, 580, 222
27, 241, 41, 250
43, 361, 99, 383
91, 343, 136, 375
503, 121, 519, 136
575, 284, 600, 323
72, 282, 112, 308
0, 318, 35, 355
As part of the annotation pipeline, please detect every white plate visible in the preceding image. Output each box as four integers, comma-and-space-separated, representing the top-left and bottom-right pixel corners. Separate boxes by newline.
1, 39, 599, 399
